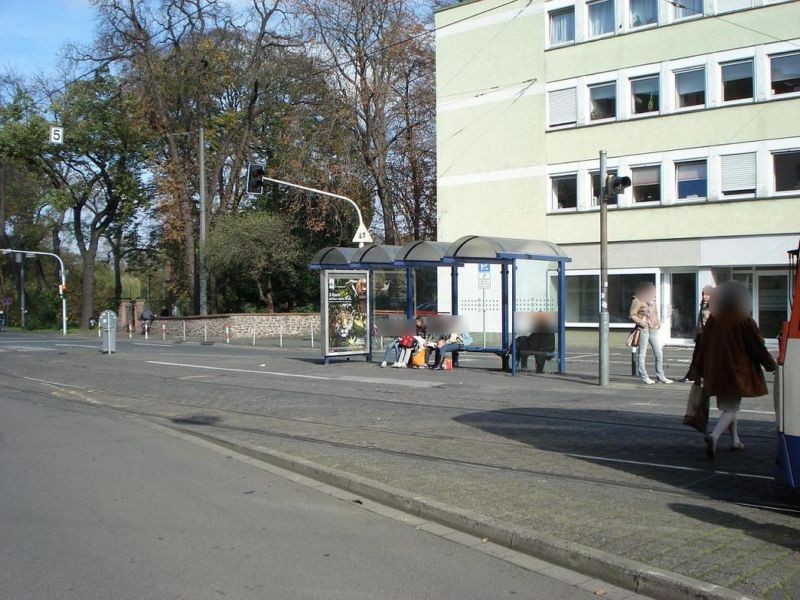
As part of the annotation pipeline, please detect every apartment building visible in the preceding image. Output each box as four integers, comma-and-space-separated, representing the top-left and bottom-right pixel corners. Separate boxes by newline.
435, 0, 799, 342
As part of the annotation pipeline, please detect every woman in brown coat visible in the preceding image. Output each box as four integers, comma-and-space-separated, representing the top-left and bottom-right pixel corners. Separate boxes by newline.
695, 281, 776, 458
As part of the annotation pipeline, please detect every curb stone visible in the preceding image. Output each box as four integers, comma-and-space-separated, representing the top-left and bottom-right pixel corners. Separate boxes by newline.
162, 422, 757, 600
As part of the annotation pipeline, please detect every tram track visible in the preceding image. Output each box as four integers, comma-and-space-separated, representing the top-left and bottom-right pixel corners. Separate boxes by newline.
4, 370, 796, 516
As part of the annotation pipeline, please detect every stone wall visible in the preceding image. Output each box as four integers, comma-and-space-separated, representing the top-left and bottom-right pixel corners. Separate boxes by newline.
148, 313, 320, 339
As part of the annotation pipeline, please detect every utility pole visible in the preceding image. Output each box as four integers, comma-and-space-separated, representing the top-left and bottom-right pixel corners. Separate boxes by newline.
17, 253, 25, 329
599, 150, 609, 386
198, 126, 208, 316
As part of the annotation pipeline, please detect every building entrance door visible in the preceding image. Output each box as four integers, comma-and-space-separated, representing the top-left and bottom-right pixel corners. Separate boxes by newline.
669, 272, 697, 341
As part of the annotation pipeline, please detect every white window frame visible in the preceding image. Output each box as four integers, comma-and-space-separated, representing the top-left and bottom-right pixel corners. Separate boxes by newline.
628, 0, 659, 29
772, 149, 800, 196
769, 51, 800, 99
630, 164, 662, 205
673, 0, 704, 21
548, 6, 576, 48
588, 81, 617, 122
629, 73, 661, 117
550, 173, 580, 211
675, 159, 709, 202
673, 66, 707, 111
719, 58, 755, 105
586, 0, 616, 39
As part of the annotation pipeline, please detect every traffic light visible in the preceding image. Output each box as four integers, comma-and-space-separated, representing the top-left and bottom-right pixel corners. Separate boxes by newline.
247, 164, 265, 195
606, 174, 631, 201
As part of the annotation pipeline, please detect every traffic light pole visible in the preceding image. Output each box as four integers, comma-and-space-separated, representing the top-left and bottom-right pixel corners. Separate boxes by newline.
1, 248, 68, 336
259, 176, 372, 247
599, 150, 609, 387
198, 126, 208, 316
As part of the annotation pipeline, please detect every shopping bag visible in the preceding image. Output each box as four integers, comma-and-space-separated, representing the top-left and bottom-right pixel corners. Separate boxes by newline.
443, 357, 453, 370
683, 383, 710, 433
625, 327, 641, 348
411, 348, 427, 368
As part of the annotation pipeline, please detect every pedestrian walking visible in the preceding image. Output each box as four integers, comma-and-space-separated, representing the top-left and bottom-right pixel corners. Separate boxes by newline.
682, 285, 714, 382
695, 280, 776, 458
629, 281, 673, 384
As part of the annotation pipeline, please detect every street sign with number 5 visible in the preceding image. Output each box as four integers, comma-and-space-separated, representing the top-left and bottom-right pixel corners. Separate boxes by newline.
49, 126, 64, 144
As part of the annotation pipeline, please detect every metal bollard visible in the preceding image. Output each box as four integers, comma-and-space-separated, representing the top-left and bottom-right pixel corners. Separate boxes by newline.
144, 322, 149, 340
203, 322, 208, 344
279, 322, 283, 348
162, 323, 166, 340
225, 323, 230, 344
310, 323, 314, 348
252, 326, 256, 347
182, 320, 186, 342
631, 347, 637, 377
128, 323, 132, 339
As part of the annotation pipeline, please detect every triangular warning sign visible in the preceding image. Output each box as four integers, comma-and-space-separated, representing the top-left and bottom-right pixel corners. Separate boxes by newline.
352, 223, 373, 244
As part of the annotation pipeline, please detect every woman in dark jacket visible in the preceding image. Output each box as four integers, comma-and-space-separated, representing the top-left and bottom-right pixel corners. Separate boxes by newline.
695, 281, 776, 458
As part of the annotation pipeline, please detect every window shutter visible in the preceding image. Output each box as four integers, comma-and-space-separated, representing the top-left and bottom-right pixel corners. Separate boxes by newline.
721, 153, 756, 192
549, 88, 577, 126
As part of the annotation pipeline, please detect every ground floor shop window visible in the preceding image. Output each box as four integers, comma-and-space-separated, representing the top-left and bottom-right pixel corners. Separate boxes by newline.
565, 275, 599, 322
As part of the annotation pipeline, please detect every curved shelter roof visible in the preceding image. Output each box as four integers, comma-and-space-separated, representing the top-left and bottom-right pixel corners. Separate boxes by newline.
350, 244, 402, 267
445, 236, 570, 263
309, 246, 358, 270
396, 240, 452, 264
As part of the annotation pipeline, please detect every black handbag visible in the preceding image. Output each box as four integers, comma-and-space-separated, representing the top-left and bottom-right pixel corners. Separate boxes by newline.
683, 383, 710, 433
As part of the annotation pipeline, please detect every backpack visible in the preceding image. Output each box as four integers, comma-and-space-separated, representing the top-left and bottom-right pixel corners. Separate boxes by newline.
399, 335, 415, 348
459, 332, 473, 346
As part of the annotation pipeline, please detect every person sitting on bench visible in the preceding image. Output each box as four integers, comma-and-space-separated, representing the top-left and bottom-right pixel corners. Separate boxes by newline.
516, 313, 556, 373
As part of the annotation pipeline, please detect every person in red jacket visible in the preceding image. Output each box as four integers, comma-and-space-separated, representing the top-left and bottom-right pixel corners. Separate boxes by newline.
695, 280, 776, 458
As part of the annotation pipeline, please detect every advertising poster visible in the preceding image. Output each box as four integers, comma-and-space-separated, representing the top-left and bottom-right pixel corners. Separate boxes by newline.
323, 271, 370, 357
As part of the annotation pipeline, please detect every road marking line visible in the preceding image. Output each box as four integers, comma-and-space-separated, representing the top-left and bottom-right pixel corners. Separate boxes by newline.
338, 375, 440, 389
133, 342, 172, 347
562, 452, 772, 480
146, 361, 331, 380
23, 376, 82, 388
55, 343, 98, 349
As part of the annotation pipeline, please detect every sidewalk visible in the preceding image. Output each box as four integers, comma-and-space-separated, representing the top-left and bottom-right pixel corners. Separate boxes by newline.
13, 336, 799, 599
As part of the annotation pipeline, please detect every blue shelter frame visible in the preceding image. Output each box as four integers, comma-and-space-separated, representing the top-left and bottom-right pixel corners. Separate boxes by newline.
310, 236, 571, 375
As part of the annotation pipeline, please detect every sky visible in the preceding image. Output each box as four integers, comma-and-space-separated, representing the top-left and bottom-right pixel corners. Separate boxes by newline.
0, 0, 97, 78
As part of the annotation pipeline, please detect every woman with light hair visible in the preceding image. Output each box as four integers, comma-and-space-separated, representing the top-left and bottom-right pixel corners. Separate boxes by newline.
695, 280, 776, 458
629, 281, 673, 385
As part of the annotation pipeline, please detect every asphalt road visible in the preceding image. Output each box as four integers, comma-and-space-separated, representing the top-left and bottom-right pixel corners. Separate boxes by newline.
0, 387, 598, 600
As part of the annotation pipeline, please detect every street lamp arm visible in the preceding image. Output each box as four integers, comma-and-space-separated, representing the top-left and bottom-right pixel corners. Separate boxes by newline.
1, 248, 68, 336
260, 176, 369, 243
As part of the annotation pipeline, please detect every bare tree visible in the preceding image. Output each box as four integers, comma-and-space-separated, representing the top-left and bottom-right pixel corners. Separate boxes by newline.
296, 0, 437, 244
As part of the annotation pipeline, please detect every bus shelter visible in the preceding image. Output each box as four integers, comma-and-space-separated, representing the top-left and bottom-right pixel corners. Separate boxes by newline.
310, 236, 571, 374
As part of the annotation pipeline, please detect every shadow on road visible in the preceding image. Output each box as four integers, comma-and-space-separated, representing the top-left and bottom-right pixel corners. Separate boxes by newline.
669, 503, 800, 549
453, 407, 800, 508
171, 414, 222, 426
